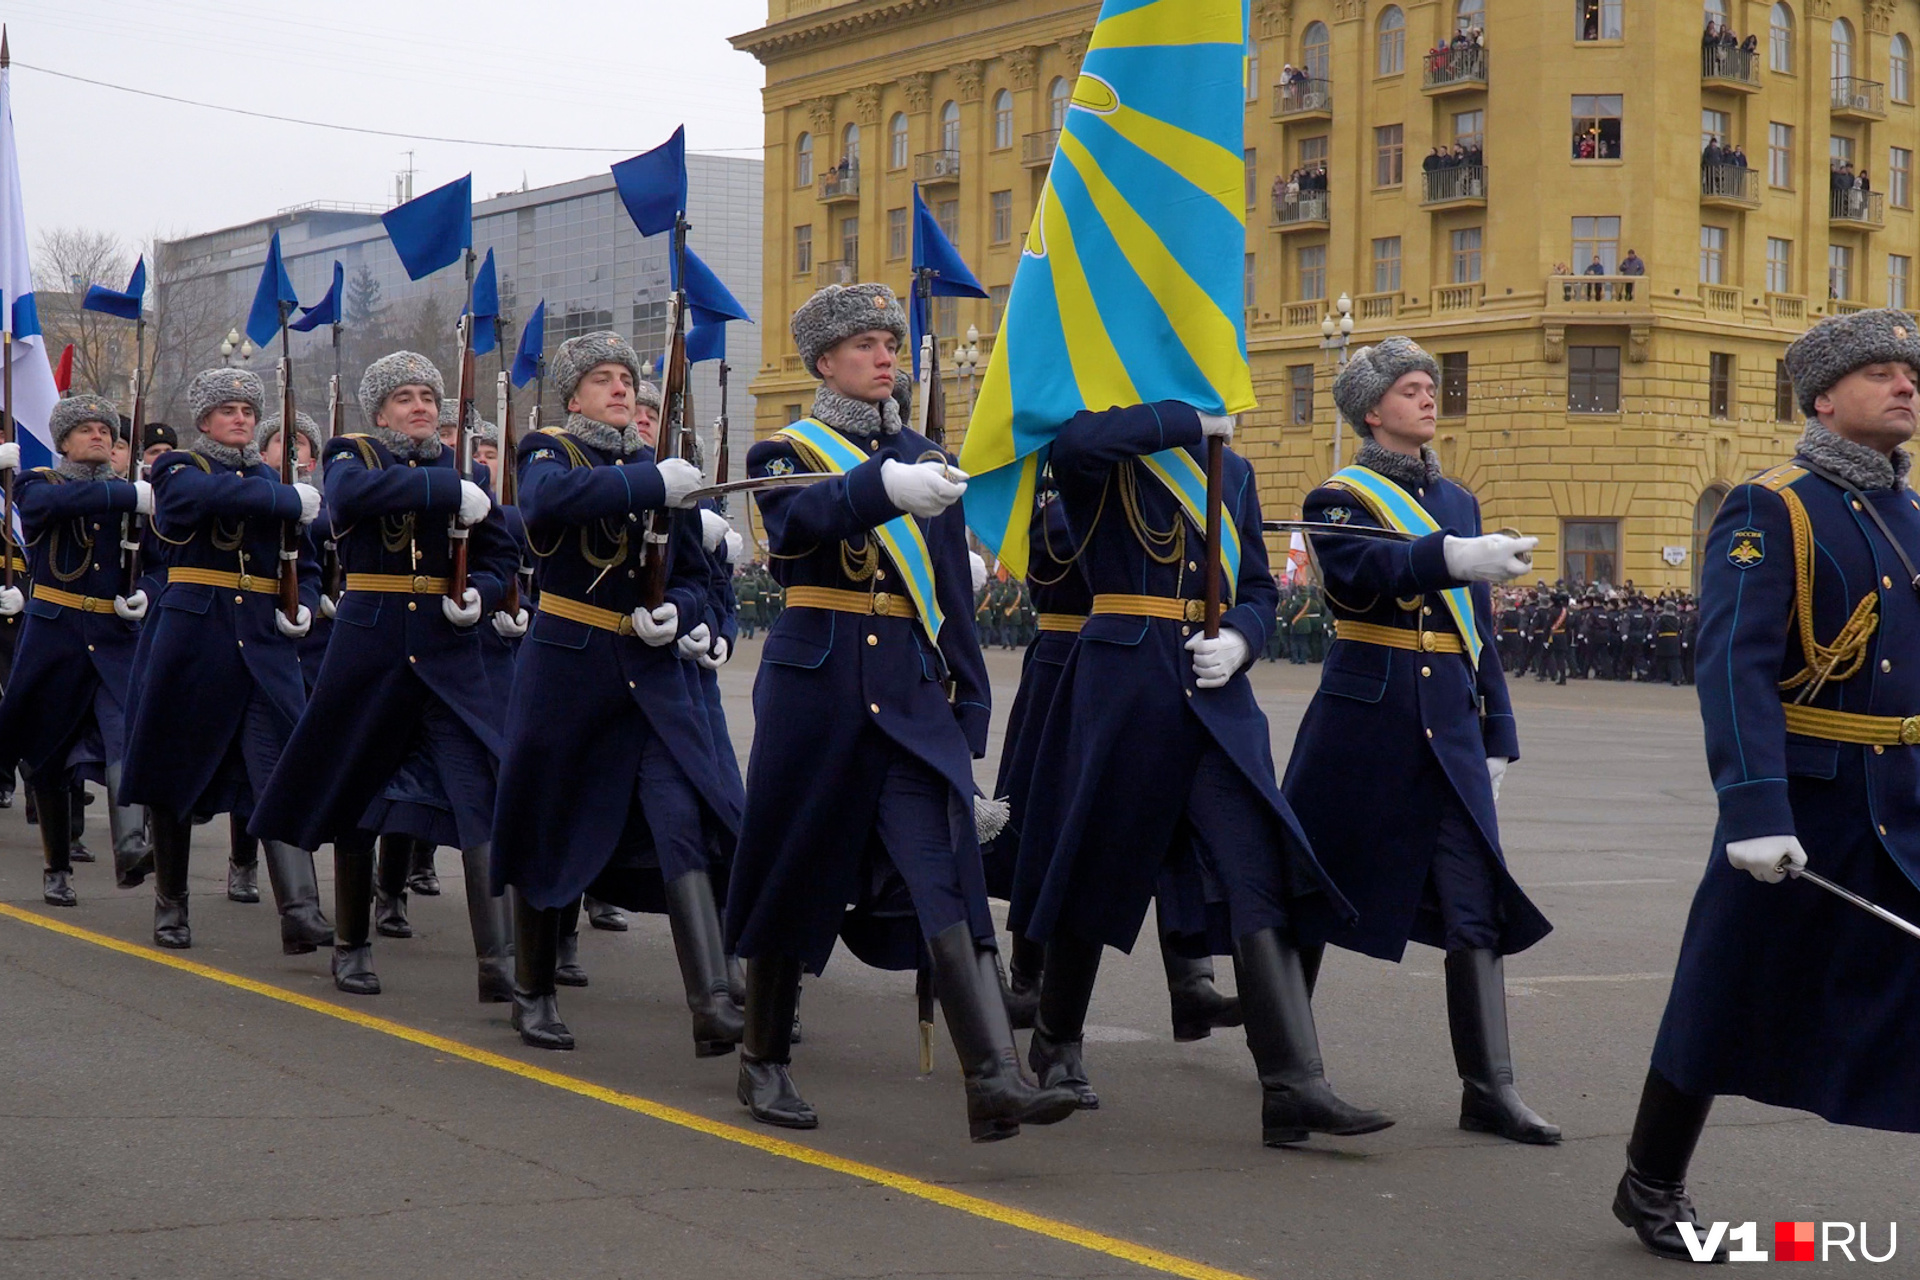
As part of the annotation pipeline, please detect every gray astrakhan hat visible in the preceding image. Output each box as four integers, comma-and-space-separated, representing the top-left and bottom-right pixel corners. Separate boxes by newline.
792, 282, 908, 380
1332, 336, 1441, 435
1785, 307, 1920, 415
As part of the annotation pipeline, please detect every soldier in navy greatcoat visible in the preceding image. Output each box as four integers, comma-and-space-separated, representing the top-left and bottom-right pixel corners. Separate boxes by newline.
1616, 310, 1920, 1260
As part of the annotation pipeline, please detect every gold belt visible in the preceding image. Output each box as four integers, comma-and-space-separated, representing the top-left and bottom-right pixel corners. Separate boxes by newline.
32, 584, 116, 613
1783, 703, 1920, 746
783, 585, 918, 619
168, 567, 279, 594
1035, 613, 1087, 633
1333, 618, 1465, 654
1089, 594, 1207, 624
539, 592, 636, 635
346, 572, 452, 595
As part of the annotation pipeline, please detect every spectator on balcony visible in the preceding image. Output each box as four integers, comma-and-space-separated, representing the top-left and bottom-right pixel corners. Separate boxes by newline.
1619, 250, 1646, 277
1703, 137, 1725, 169
1271, 173, 1289, 218
1741, 33, 1758, 56
1729, 144, 1749, 168
1423, 147, 1445, 175
1583, 255, 1607, 300
1465, 140, 1484, 168
1703, 19, 1720, 49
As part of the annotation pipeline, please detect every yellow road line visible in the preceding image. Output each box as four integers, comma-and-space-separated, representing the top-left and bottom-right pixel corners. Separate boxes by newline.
0, 901, 1252, 1280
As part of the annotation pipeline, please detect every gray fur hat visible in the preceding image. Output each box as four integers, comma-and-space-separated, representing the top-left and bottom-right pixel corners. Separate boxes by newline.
634, 379, 662, 412
551, 331, 643, 407
891, 368, 913, 422
49, 394, 121, 448
434, 400, 497, 439
187, 368, 265, 427
1786, 307, 1920, 415
258, 410, 322, 457
792, 282, 908, 379
358, 351, 444, 426
1332, 336, 1441, 435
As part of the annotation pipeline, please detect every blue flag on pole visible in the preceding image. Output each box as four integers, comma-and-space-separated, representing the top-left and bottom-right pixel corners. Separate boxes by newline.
610, 127, 687, 237
510, 299, 546, 389
81, 256, 145, 321
289, 260, 344, 333
244, 231, 299, 347
467, 248, 500, 356
682, 246, 750, 326
686, 321, 726, 364
910, 184, 988, 376
381, 174, 473, 281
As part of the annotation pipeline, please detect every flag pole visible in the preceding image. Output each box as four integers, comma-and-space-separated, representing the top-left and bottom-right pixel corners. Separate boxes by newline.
2, 316, 13, 593
276, 301, 302, 623
1202, 435, 1224, 639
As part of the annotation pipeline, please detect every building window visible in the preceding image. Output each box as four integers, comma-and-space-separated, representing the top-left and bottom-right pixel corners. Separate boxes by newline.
935, 296, 957, 338
796, 132, 813, 188
1701, 108, 1730, 153
840, 216, 860, 272
1577, 1, 1624, 42
1830, 134, 1855, 168
1374, 124, 1405, 187
992, 90, 1013, 150
889, 113, 909, 169
1709, 353, 1734, 419
887, 207, 908, 260
1451, 227, 1483, 283
1774, 359, 1796, 421
1453, 109, 1485, 151
1572, 95, 1623, 160
1244, 252, 1257, 312
1832, 18, 1854, 80
936, 198, 959, 242
1693, 486, 1730, 593
1894, 34, 1914, 103
1456, 0, 1485, 33
1568, 345, 1621, 413
1828, 244, 1854, 300
1705, 0, 1729, 30
1048, 77, 1070, 130
1768, 122, 1794, 187
1700, 225, 1728, 284
1892, 147, 1912, 209
1770, 3, 1795, 74
940, 100, 960, 152
1298, 135, 1329, 169
989, 284, 1009, 330
988, 190, 1013, 244
1372, 237, 1402, 293
794, 225, 813, 275
1572, 215, 1620, 275
1562, 519, 1620, 588
1290, 364, 1316, 425
1439, 352, 1469, 417
841, 123, 861, 169
786, 403, 805, 424
1246, 38, 1261, 104
1302, 21, 1332, 80
1245, 148, 1258, 208
1297, 244, 1327, 301
1892, 255, 1912, 309
1377, 6, 1406, 75
1766, 237, 1792, 293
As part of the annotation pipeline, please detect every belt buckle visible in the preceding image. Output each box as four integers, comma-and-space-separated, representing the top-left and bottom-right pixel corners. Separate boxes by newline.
411, 574, 430, 594
84, 596, 104, 613
236, 573, 253, 591
618, 613, 636, 637
1420, 631, 1438, 652
1902, 716, 1920, 747
872, 593, 892, 617
1184, 599, 1206, 624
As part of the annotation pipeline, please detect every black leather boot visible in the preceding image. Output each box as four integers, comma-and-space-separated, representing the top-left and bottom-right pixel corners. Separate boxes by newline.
554, 895, 588, 988
510, 889, 573, 1049
726, 954, 746, 1007
148, 807, 193, 949
226, 814, 258, 903
1027, 933, 1103, 1110
461, 845, 513, 1003
1445, 949, 1560, 1144
374, 834, 413, 938
1237, 928, 1393, 1146
31, 778, 75, 907
67, 784, 94, 862
928, 924, 1080, 1142
330, 831, 380, 995
1004, 932, 1043, 1031
107, 763, 154, 889
666, 871, 745, 1057
406, 840, 440, 896
1163, 949, 1241, 1043
737, 954, 814, 1128
263, 840, 335, 955
584, 894, 629, 932
1613, 1068, 1721, 1262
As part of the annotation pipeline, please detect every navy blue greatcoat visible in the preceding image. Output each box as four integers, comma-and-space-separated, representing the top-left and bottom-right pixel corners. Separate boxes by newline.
120, 450, 318, 819
1652, 458, 1920, 1132
1281, 467, 1551, 962
725, 420, 995, 974
1009, 402, 1352, 954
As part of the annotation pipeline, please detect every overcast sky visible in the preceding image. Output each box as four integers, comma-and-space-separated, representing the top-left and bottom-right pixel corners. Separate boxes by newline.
9, 0, 769, 264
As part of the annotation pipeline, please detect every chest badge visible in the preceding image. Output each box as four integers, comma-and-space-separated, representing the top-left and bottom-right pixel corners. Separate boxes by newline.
1728, 529, 1765, 569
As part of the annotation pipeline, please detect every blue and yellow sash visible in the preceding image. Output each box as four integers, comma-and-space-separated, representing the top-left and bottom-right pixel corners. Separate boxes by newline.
1325, 465, 1483, 669
772, 419, 946, 645
1137, 447, 1241, 605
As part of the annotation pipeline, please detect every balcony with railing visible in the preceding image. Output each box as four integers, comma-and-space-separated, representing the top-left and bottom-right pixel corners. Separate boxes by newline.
1355, 291, 1400, 321
1701, 44, 1760, 90
1272, 77, 1332, 119
815, 258, 855, 286
817, 167, 859, 203
1831, 76, 1886, 119
1282, 301, 1323, 328
1698, 284, 1742, 317
1832, 300, 1870, 316
1435, 282, 1484, 313
1700, 163, 1760, 209
1421, 164, 1486, 208
1548, 274, 1644, 310
1021, 129, 1059, 168
1830, 186, 1885, 228
1270, 190, 1330, 230
1422, 44, 1487, 94
914, 150, 961, 185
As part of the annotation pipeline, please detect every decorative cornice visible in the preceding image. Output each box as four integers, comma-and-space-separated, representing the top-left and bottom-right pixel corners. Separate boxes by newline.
804, 95, 836, 133
900, 70, 933, 113
954, 59, 986, 103
1865, 0, 1894, 36
1333, 0, 1366, 23
851, 84, 882, 125
1061, 31, 1090, 72
1006, 45, 1039, 91
1255, 1, 1292, 40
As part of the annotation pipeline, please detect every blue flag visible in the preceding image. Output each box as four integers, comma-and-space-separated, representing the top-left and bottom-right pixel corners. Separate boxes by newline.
382, 174, 473, 281
81, 256, 145, 321
687, 320, 726, 365
467, 248, 500, 356
244, 231, 299, 347
682, 246, 750, 326
289, 261, 344, 333
510, 299, 546, 389
910, 184, 988, 376
611, 127, 687, 237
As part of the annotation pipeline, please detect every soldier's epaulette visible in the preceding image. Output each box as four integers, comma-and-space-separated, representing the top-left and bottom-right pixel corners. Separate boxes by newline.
529, 428, 589, 469
1752, 462, 1809, 493
325, 433, 381, 470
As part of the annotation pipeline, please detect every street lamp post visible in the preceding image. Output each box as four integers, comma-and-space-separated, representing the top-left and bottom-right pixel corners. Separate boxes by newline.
953, 324, 982, 425
220, 327, 253, 368
1319, 292, 1355, 469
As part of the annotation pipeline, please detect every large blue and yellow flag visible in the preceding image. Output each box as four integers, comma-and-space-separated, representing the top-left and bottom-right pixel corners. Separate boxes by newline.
958, 0, 1255, 577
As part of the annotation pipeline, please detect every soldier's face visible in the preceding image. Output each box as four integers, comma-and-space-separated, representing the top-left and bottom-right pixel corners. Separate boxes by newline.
141, 443, 170, 466
1365, 372, 1438, 452
569, 364, 635, 429
817, 331, 899, 405
474, 440, 499, 469
201, 401, 257, 446
633, 405, 658, 447
61, 420, 115, 465
261, 431, 314, 473
1818, 362, 1918, 454
378, 385, 441, 441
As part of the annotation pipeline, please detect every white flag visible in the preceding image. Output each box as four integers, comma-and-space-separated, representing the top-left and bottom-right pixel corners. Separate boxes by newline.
0, 55, 61, 469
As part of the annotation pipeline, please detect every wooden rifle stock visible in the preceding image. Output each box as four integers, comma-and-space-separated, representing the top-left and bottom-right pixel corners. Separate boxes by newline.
322, 373, 344, 602
915, 333, 946, 445
276, 346, 301, 623
640, 291, 692, 609
496, 369, 521, 617
2, 330, 14, 591
120, 327, 147, 599
447, 316, 476, 604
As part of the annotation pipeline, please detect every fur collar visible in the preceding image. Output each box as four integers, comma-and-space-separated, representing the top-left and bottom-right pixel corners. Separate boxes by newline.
811, 386, 902, 438
372, 426, 443, 462
193, 438, 263, 470
1797, 421, 1911, 492
54, 459, 118, 482
1355, 440, 1443, 492
562, 413, 644, 458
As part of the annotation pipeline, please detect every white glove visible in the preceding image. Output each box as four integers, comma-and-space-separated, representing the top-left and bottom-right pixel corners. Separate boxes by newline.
0, 585, 22, 616
881, 458, 969, 519
275, 604, 312, 639
695, 635, 730, 670
1199, 413, 1236, 441
676, 620, 713, 659
1726, 834, 1807, 885
491, 607, 529, 639
1443, 533, 1540, 584
1487, 756, 1510, 802
319, 592, 338, 620
0, 441, 19, 471
658, 457, 703, 509
133, 479, 154, 516
292, 482, 321, 527
723, 529, 745, 566
632, 601, 678, 646
1185, 627, 1251, 689
441, 586, 482, 627
969, 550, 988, 595
699, 508, 731, 552
456, 479, 492, 528
114, 590, 149, 623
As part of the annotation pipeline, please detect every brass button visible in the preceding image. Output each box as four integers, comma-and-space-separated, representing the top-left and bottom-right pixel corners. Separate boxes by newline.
408, 655, 417, 664
628, 681, 636, 689
87, 644, 95, 652
1181, 625, 1190, 637
875, 568, 887, 581
866, 633, 878, 646
869, 702, 880, 713
1875, 745, 1886, 755
1880, 824, 1889, 835
237, 639, 244, 648
1853, 499, 1864, 511
408, 459, 418, 467
234, 595, 244, 604
1425, 728, 1434, 738
627, 570, 636, 579
407, 601, 417, 611
1883, 659, 1892, 673
1185, 689, 1193, 697
1422, 605, 1433, 616
1885, 576, 1895, 589
1421, 665, 1431, 677
1187, 561, 1198, 572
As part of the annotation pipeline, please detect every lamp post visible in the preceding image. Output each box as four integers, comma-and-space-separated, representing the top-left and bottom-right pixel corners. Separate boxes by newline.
954, 323, 982, 424
220, 327, 253, 368
1319, 292, 1355, 469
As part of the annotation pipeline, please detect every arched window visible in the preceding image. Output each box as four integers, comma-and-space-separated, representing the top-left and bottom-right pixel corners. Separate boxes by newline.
1769, 2, 1794, 73
1377, 6, 1406, 75
841, 122, 860, 168
940, 100, 961, 152
1692, 485, 1730, 592
1048, 77, 1070, 130
1832, 17, 1854, 81
1703, 0, 1729, 31
796, 132, 813, 188
1302, 21, 1331, 81
1455, 0, 1484, 33
1893, 33, 1914, 102
992, 89, 1014, 149
888, 112, 908, 169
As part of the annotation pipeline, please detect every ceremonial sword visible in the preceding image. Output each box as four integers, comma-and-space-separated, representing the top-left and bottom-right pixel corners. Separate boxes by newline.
681, 471, 835, 506
1783, 861, 1920, 943
1263, 520, 1535, 567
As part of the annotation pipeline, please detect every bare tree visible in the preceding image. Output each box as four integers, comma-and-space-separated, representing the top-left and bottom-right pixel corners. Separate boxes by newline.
145, 231, 243, 433
34, 226, 133, 399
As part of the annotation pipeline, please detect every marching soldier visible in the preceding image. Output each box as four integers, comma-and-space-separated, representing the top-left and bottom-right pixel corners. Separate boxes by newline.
1616, 310, 1920, 1259
1283, 338, 1559, 1145
1623, 595, 1653, 680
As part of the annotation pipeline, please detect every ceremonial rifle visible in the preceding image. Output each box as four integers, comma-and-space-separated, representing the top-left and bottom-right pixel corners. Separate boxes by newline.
321, 370, 344, 606
913, 269, 945, 447
640, 214, 696, 609
496, 368, 522, 617
275, 305, 302, 624
446, 312, 477, 605
711, 355, 730, 514
1, 315, 13, 593
119, 314, 147, 599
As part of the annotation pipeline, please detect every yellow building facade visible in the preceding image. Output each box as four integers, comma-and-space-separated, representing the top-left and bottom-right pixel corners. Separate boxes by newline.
736, 0, 1920, 590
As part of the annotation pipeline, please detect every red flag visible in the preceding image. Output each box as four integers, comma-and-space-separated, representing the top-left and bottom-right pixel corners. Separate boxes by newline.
52, 343, 74, 393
